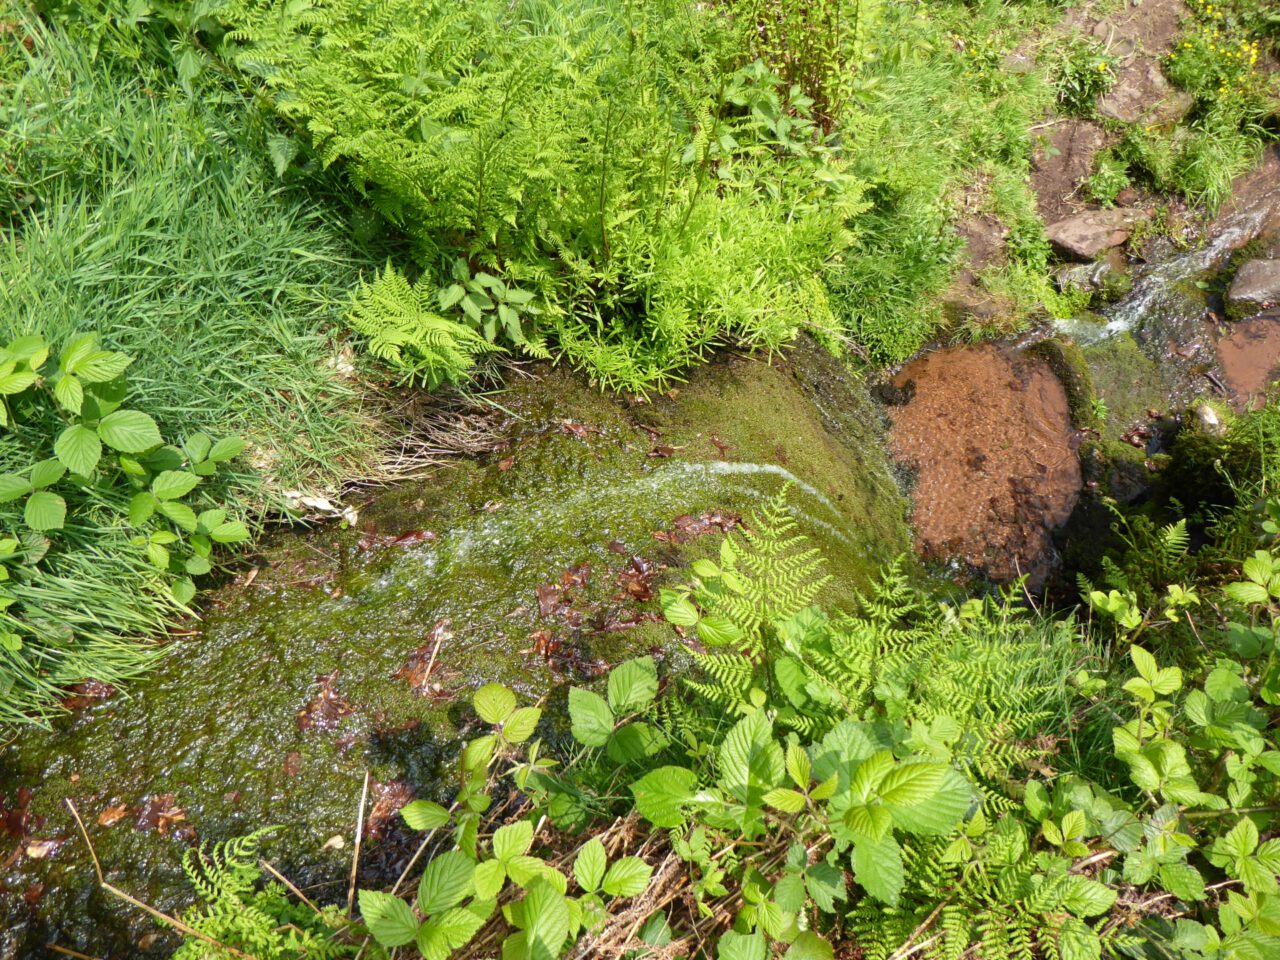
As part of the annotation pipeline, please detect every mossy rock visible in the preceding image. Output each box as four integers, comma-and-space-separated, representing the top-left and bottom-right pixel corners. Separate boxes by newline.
1026, 337, 1097, 429
1082, 331, 1170, 436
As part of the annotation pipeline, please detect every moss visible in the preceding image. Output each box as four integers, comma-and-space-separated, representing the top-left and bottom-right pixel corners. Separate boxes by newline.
1026, 338, 1098, 429
1, 347, 912, 954
1082, 332, 1170, 436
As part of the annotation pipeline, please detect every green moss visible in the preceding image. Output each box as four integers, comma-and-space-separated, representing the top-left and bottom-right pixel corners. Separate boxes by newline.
1026, 338, 1098, 429
1082, 332, 1170, 436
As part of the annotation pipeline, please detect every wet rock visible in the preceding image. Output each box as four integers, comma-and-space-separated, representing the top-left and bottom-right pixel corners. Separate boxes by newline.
1226, 259, 1280, 320
1031, 120, 1109, 223
1053, 248, 1131, 304
1098, 59, 1192, 126
1047, 209, 1138, 261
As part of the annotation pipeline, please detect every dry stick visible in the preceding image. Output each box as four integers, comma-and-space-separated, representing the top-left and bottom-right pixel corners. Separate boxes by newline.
348, 770, 372, 918
64, 799, 253, 960
49, 946, 103, 960
260, 858, 322, 914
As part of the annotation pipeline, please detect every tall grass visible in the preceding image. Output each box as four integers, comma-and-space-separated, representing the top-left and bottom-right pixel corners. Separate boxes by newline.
1, 18, 389, 498
0, 17, 394, 724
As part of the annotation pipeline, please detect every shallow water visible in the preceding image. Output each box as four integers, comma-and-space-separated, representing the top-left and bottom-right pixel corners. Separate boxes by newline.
0, 349, 911, 958
887, 344, 1081, 584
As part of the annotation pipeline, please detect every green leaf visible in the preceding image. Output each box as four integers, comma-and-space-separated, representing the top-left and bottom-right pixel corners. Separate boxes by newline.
503, 706, 541, 743
717, 711, 783, 810
207, 436, 245, 462
0, 369, 37, 396
493, 820, 534, 862
151, 470, 200, 501
568, 687, 613, 747
763, 788, 806, 813
0, 475, 31, 502
98, 410, 162, 453
417, 850, 475, 916
660, 590, 699, 626
698, 613, 744, 646
786, 931, 835, 960
55, 424, 101, 476
435, 906, 485, 950
1063, 877, 1117, 917
128, 492, 157, 526
573, 838, 606, 893
210, 520, 249, 544
877, 762, 946, 807
717, 930, 766, 960
30, 459, 65, 489
630, 765, 697, 828
358, 889, 418, 947
1159, 863, 1206, 902
75, 351, 131, 383
474, 859, 506, 900
158, 501, 198, 532
607, 656, 658, 714
602, 856, 651, 897
146, 541, 170, 570
852, 833, 903, 905
401, 800, 450, 831
520, 880, 570, 959
474, 683, 516, 724
786, 742, 811, 789
53, 374, 83, 414
1225, 581, 1270, 605
605, 722, 667, 763
24, 491, 66, 532
1130, 645, 1158, 683
805, 861, 846, 913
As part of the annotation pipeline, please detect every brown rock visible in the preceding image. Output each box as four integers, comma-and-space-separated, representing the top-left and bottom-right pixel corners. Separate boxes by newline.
1046, 209, 1138, 261
1226, 260, 1280, 320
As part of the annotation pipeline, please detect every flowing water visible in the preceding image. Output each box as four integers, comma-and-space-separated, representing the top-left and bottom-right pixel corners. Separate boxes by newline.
0, 348, 911, 958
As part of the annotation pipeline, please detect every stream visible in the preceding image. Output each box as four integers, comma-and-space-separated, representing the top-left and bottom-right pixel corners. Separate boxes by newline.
5, 156, 1280, 957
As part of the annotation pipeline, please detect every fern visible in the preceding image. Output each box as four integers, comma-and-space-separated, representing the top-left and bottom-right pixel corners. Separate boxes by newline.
346, 264, 494, 389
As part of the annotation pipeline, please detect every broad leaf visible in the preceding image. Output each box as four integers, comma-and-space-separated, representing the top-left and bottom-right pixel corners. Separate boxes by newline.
55, 425, 101, 476
607, 656, 657, 714
601, 856, 651, 897
568, 687, 613, 747
493, 820, 534, 862
358, 889, 418, 947
630, 765, 697, 827
417, 850, 475, 916
503, 706, 541, 744
402, 800, 450, 831
473, 683, 516, 723
151, 470, 200, 501
24, 492, 66, 532
98, 410, 162, 453
573, 838, 606, 893
852, 832, 903, 906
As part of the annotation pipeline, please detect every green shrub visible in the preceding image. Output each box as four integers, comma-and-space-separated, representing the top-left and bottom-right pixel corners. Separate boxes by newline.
1051, 35, 1117, 117
1086, 149, 1132, 206
0, 333, 248, 726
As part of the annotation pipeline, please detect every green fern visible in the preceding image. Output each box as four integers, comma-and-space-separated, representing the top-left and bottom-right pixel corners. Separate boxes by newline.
346, 264, 495, 388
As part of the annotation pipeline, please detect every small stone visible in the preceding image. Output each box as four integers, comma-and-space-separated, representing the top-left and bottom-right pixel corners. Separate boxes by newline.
1046, 209, 1138, 261
1195, 404, 1225, 436
1226, 260, 1280, 320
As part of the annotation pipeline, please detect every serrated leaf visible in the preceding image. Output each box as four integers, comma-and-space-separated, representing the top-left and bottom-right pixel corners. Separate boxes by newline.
660, 590, 699, 626
0, 475, 31, 502
763, 788, 806, 813
520, 881, 570, 959
493, 820, 533, 862
605, 722, 667, 763
698, 613, 744, 646
24, 491, 65, 531
358, 889, 418, 947
852, 832, 903, 905
473, 683, 516, 724
573, 837, 606, 893
786, 931, 835, 960
54, 424, 101, 476
1130, 646, 1158, 683
888, 767, 971, 836
1063, 877, 1117, 917
75, 350, 131, 383
1056, 917, 1101, 960
30, 459, 65, 489
786, 742, 811, 788
54, 374, 83, 413
568, 687, 613, 747
210, 520, 249, 543
207, 436, 245, 462
805, 861, 846, 913
503, 706, 540, 743
402, 800, 450, 831
151, 470, 200, 501
602, 856, 652, 897
171, 577, 196, 605
417, 850, 474, 916
630, 765, 697, 827
98, 410, 162, 453
718, 930, 766, 960
158, 500, 198, 532
474, 859, 506, 900
607, 656, 657, 714
436, 906, 485, 950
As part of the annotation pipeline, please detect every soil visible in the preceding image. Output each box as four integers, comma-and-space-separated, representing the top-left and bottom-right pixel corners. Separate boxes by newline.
1031, 120, 1111, 224
1214, 310, 1280, 410
887, 345, 1082, 586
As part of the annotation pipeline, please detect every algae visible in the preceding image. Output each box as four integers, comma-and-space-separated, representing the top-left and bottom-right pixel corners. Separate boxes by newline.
0, 345, 909, 958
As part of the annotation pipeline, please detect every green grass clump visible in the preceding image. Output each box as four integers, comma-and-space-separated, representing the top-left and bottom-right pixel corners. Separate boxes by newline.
0, 18, 396, 723
1, 18, 388, 498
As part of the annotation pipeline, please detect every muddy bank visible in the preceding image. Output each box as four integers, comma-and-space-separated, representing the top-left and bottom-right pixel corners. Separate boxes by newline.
0, 342, 909, 959
885, 344, 1082, 584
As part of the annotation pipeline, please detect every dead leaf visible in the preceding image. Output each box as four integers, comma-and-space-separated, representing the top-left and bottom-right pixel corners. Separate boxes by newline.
498, 457, 515, 472
366, 781, 414, 840
297, 669, 355, 732
390, 530, 437, 546
393, 618, 452, 695
559, 420, 600, 440
24, 839, 64, 860
322, 834, 345, 852
283, 752, 302, 778
648, 445, 677, 458
59, 680, 116, 710
97, 804, 129, 828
